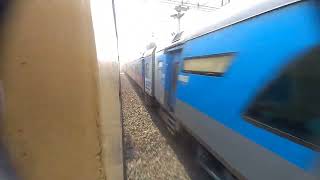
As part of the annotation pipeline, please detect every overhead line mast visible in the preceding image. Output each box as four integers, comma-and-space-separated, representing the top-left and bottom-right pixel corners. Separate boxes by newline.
161, 0, 230, 33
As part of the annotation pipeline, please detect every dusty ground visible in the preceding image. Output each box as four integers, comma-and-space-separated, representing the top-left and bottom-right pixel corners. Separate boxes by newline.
121, 74, 211, 180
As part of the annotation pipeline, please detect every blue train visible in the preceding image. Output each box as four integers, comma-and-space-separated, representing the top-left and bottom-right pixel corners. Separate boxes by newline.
124, 0, 320, 179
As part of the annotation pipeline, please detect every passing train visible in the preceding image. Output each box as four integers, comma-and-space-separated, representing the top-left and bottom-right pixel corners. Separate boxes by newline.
124, 0, 320, 179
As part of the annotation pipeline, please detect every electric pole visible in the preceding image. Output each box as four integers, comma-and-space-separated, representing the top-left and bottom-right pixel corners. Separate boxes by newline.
170, 5, 188, 33
162, 0, 230, 34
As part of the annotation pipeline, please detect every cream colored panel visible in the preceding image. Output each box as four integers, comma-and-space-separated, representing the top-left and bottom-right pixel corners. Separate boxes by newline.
0, 0, 121, 180
90, 0, 123, 179
183, 55, 234, 74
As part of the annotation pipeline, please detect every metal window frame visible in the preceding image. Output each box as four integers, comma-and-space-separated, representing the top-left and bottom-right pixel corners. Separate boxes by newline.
243, 115, 320, 152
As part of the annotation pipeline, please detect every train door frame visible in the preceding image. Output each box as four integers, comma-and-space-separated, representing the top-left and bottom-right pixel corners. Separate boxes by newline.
155, 55, 166, 106
164, 46, 183, 112
141, 58, 145, 91
143, 48, 156, 97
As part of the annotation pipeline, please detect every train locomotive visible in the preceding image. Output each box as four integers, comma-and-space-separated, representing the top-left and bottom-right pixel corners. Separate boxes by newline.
124, 0, 320, 179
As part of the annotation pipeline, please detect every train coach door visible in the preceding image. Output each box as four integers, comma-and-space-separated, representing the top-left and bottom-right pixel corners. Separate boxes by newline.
144, 48, 156, 96
155, 57, 166, 106
167, 50, 181, 112
144, 58, 152, 96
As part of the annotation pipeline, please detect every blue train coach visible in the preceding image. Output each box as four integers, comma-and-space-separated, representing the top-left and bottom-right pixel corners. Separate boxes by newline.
125, 0, 320, 179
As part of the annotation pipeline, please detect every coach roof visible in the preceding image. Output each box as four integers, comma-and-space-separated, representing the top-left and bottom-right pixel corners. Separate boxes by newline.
184, 0, 302, 41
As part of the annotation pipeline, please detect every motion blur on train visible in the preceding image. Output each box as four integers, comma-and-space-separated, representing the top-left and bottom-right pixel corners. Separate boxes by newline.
123, 0, 320, 179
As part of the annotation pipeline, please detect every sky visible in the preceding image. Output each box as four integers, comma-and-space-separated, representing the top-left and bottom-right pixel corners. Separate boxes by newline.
90, 0, 269, 64
91, 0, 119, 62
115, 0, 225, 64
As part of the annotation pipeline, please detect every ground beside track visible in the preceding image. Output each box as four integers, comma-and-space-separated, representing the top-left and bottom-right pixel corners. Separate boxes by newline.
121, 74, 211, 180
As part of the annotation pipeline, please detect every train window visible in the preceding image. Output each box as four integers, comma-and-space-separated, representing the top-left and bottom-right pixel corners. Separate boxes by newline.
183, 53, 234, 76
244, 47, 320, 151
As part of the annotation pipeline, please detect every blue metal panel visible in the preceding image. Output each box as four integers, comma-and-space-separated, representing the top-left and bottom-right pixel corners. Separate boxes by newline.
176, 1, 320, 170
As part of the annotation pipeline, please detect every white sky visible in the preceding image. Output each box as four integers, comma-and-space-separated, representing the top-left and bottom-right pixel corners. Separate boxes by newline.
90, 0, 269, 64
115, 0, 224, 64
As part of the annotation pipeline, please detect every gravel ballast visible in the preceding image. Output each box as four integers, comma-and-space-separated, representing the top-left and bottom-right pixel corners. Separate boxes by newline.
121, 74, 210, 180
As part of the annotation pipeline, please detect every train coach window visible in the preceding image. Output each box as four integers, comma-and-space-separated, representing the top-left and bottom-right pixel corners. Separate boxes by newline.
244, 47, 320, 151
183, 53, 234, 76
